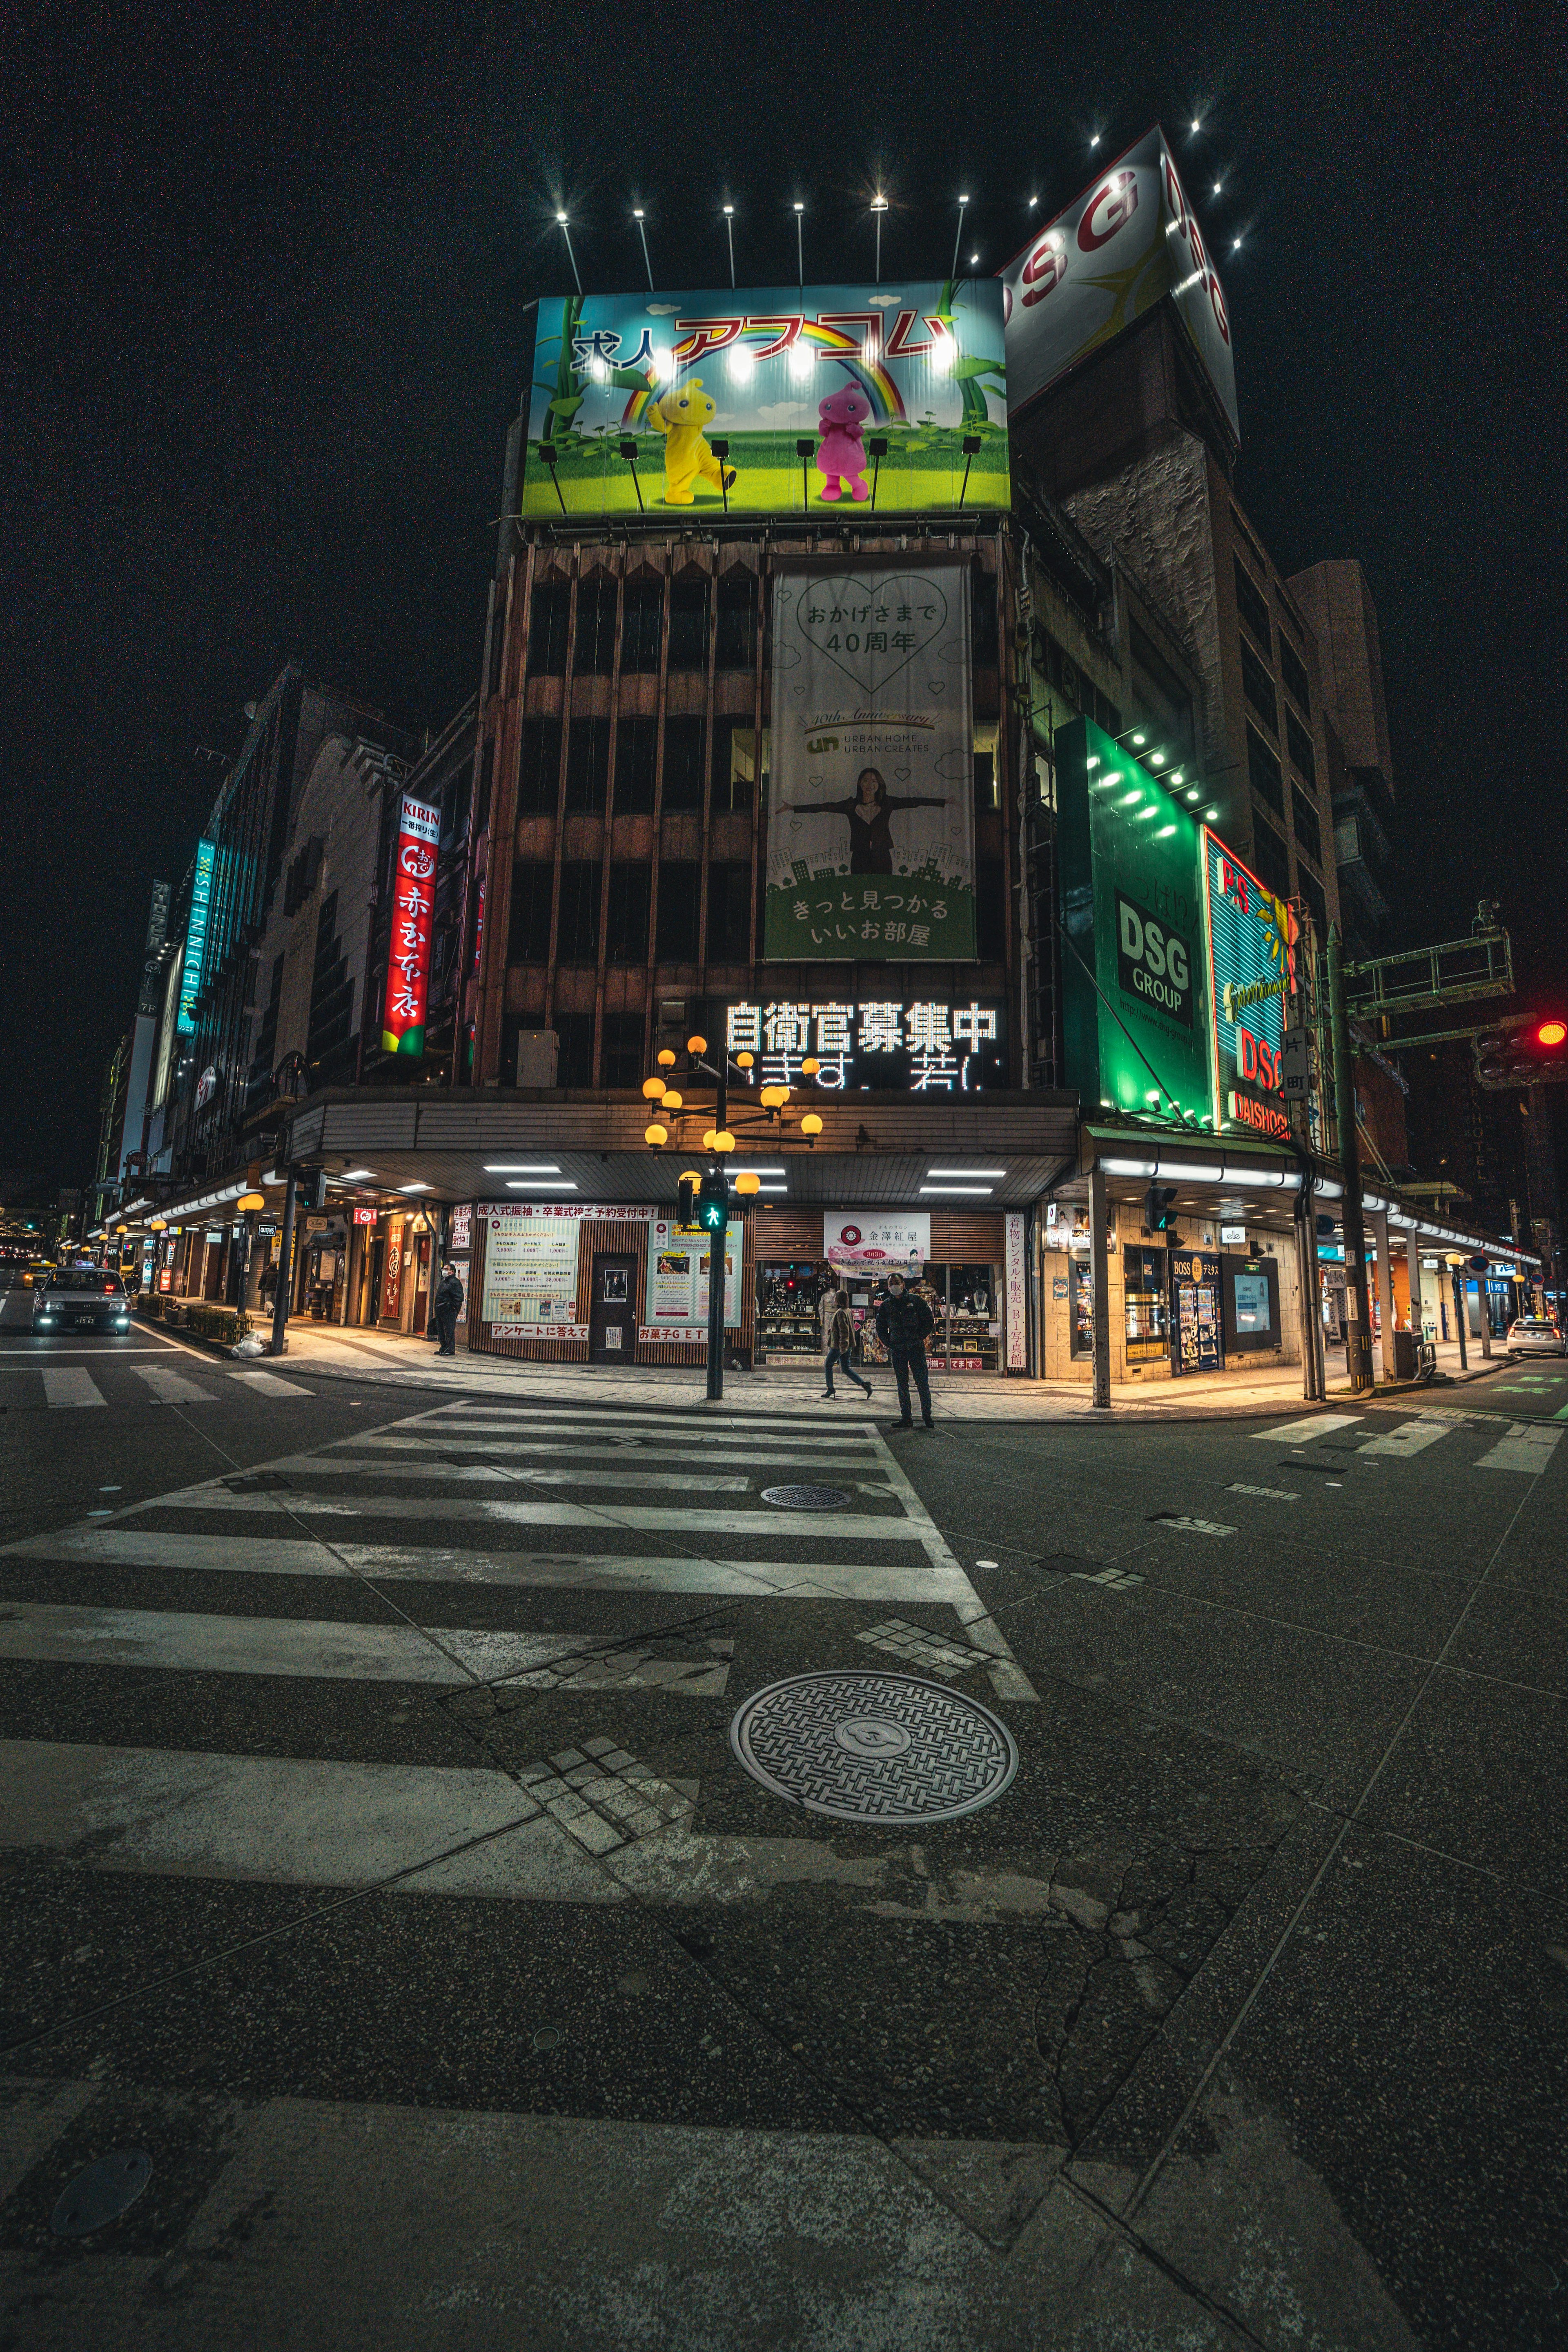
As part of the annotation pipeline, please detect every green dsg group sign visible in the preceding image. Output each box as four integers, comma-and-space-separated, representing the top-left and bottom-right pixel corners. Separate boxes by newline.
1056, 717, 1213, 1120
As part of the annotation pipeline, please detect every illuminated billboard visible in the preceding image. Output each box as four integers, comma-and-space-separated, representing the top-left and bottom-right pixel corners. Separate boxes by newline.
998, 127, 1238, 443
175, 838, 216, 1036
381, 794, 441, 1058
1056, 717, 1212, 1123
519, 281, 1008, 520
1201, 829, 1298, 1142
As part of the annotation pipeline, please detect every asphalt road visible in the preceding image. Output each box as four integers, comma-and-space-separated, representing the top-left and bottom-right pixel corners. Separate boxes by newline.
0, 1301, 1563, 2348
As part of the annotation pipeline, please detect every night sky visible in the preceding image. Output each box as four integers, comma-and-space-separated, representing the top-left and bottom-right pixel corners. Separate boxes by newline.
4, 2, 1563, 1193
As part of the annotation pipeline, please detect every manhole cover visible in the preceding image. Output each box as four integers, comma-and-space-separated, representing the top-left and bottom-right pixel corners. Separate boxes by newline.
761, 1484, 848, 1510
729, 1672, 1018, 1824
51, 2150, 152, 2236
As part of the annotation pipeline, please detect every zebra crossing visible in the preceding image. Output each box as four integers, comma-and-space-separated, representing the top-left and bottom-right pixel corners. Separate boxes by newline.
1253, 1405, 1565, 1474
0, 1352, 316, 1408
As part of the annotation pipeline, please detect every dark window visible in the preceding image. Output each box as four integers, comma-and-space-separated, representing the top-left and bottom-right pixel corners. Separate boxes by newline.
1250, 814, 1291, 899
555, 1012, 596, 1087
710, 719, 756, 813
978, 858, 1007, 960
1233, 557, 1272, 653
1247, 723, 1285, 817
706, 861, 752, 962
528, 583, 570, 675
556, 862, 600, 962
1285, 704, 1316, 786
517, 719, 562, 816
662, 716, 706, 812
508, 862, 554, 962
1240, 639, 1278, 733
1094, 690, 1122, 736
715, 572, 756, 670
668, 578, 708, 670
250, 952, 284, 1091
655, 862, 701, 961
605, 863, 650, 964
973, 750, 997, 814
621, 581, 663, 674
575, 579, 616, 675
971, 573, 999, 667
1229, 506, 1266, 574
306, 891, 354, 1073
1297, 864, 1328, 942
1279, 633, 1311, 717
602, 1011, 645, 1087
564, 715, 610, 813
474, 736, 494, 836
1291, 783, 1323, 868
614, 716, 658, 813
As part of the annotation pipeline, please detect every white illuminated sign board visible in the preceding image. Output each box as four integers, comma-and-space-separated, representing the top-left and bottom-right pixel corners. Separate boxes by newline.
724, 998, 1005, 1091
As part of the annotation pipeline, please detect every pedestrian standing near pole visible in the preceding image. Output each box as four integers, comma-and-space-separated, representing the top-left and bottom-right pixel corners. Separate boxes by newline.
876, 1272, 935, 1429
820, 1287, 872, 1401
430, 1261, 463, 1357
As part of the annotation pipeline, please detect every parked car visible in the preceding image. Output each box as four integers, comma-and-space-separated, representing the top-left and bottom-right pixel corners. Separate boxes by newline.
22, 1258, 56, 1288
1506, 1316, 1566, 1359
31, 1269, 132, 1334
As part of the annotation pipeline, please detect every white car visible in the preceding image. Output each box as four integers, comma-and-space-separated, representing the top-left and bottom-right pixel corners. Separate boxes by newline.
1506, 1317, 1566, 1359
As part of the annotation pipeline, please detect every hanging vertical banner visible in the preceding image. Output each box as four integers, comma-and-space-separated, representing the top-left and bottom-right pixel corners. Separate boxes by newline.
766, 567, 976, 959
1004, 1211, 1028, 1370
1201, 828, 1297, 1143
176, 839, 217, 1036
381, 794, 441, 1056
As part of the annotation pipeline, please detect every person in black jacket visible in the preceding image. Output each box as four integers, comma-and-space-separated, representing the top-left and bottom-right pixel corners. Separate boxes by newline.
875, 1272, 935, 1429
430, 1262, 464, 1356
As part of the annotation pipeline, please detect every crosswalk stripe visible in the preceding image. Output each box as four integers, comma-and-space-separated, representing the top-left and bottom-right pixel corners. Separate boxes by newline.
41, 1367, 106, 1408
1357, 1419, 1450, 1459
1253, 1412, 1363, 1445
228, 1368, 315, 1396
133, 1365, 216, 1404
1474, 1423, 1564, 1473
0, 1602, 731, 1693
245, 1457, 761, 1491
143, 1491, 922, 1537
339, 1433, 879, 1468
1, 1526, 978, 1601
436, 1410, 880, 1440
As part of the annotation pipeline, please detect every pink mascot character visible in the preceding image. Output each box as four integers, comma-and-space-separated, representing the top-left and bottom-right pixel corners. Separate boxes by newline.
815, 386, 872, 502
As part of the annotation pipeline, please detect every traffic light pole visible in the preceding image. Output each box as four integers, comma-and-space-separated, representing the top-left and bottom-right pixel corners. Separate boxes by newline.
705, 1063, 729, 1402
1327, 926, 1374, 1392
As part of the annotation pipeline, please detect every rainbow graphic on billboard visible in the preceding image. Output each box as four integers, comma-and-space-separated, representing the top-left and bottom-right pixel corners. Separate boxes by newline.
521, 281, 1008, 520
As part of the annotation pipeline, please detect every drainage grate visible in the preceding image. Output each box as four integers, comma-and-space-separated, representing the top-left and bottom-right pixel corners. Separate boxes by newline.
730, 1671, 1018, 1825
51, 2151, 152, 2237
761, 1484, 848, 1510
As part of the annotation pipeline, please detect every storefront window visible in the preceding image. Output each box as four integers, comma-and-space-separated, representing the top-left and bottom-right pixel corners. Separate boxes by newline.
1123, 1246, 1169, 1362
757, 1263, 832, 1358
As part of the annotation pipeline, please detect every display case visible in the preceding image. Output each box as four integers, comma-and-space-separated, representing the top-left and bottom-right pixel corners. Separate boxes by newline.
756, 1263, 831, 1359
1123, 1246, 1169, 1365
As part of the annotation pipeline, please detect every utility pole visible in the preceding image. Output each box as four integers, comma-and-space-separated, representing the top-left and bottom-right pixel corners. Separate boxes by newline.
270, 1167, 298, 1357
1327, 925, 1374, 1392
1088, 1162, 1111, 1409
700, 1059, 730, 1403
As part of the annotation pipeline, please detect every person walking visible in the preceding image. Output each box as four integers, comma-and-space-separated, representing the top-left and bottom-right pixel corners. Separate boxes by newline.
820, 1287, 872, 1401
875, 1271, 936, 1429
430, 1261, 464, 1356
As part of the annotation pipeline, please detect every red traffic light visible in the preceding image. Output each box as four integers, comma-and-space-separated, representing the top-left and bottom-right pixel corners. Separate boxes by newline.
1537, 1019, 1567, 1047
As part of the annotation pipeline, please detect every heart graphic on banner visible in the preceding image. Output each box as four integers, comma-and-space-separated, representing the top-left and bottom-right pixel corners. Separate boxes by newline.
794, 575, 952, 692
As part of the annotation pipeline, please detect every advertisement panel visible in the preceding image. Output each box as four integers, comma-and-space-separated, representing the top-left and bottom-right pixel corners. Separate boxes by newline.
641, 1218, 739, 1342
1201, 829, 1298, 1143
767, 567, 975, 959
723, 996, 1004, 1091
381, 794, 441, 1058
521, 281, 1008, 520
479, 1206, 584, 1339
176, 839, 216, 1036
998, 127, 1238, 443
1056, 717, 1212, 1121
824, 1212, 931, 1271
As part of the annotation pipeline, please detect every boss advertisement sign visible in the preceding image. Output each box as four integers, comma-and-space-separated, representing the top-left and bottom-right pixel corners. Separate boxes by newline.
1057, 717, 1212, 1122
998, 127, 1239, 443
1201, 830, 1299, 1143
521, 281, 1008, 521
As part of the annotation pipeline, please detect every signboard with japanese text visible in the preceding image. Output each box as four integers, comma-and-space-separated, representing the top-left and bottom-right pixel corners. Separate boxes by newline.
176, 839, 216, 1036
479, 1206, 583, 1337
1201, 829, 1298, 1144
521, 282, 1008, 520
642, 1218, 739, 1341
824, 1212, 931, 1271
448, 1203, 472, 1253
724, 997, 1005, 1092
767, 566, 976, 959
1004, 1212, 1028, 1370
381, 794, 441, 1058
1056, 717, 1212, 1123
998, 127, 1239, 443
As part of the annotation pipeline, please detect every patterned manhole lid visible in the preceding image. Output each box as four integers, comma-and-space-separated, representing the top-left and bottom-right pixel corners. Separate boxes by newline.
729, 1671, 1018, 1824
761, 1484, 848, 1510
51, 2150, 152, 2237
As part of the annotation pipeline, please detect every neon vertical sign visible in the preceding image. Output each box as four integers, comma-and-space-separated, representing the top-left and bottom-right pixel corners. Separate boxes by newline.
176, 839, 216, 1036
381, 794, 441, 1056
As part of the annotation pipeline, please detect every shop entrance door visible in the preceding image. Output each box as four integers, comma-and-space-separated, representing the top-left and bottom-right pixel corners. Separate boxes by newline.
589, 1254, 636, 1363
410, 1232, 432, 1334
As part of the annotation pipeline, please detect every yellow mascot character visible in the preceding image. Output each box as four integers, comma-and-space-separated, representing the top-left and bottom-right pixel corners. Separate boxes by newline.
646, 378, 738, 506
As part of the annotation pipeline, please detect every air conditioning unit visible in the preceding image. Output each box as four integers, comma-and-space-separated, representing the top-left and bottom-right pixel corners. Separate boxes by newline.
514, 1030, 559, 1088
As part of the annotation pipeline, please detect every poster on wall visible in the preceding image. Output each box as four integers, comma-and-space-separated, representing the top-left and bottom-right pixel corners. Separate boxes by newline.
1169, 1247, 1222, 1374
1202, 829, 1298, 1144
641, 1219, 739, 1341
480, 1208, 586, 1340
520, 282, 1008, 520
381, 793, 442, 1058
824, 1212, 931, 1271
767, 568, 976, 959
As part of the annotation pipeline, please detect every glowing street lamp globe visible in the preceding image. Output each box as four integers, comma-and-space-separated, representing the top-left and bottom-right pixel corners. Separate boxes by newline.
642, 1076, 667, 1100
644, 1123, 668, 1147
